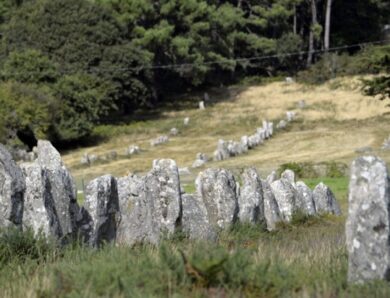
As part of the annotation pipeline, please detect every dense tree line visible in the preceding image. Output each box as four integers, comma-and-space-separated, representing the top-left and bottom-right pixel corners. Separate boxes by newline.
0, 0, 388, 147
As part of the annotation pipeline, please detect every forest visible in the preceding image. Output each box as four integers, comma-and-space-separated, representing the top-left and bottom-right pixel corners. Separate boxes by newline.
0, 0, 389, 148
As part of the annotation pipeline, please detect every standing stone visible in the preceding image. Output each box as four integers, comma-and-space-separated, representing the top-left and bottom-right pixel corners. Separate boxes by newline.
83, 175, 119, 247
182, 194, 216, 241
241, 136, 249, 152
295, 181, 316, 215
346, 156, 390, 283
184, 117, 190, 126
270, 179, 296, 222
170, 128, 179, 136
116, 174, 158, 245
21, 163, 61, 238
0, 145, 25, 227
261, 180, 282, 231
199, 101, 205, 110
313, 182, 341, 215
281, 169, 296, 186
266, 171, 278, 184
276, 120, 287, 130
195, 168, 238, 229
239, 168, 264, 223
37, 140, 79, 241
145, 159, 182, 235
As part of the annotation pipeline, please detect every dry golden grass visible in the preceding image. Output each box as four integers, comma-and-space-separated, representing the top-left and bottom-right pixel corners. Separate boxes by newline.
62, 76, 390, 187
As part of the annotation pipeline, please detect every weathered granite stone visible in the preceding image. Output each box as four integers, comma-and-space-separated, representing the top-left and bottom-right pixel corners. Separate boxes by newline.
184, 117, 190, 126
270, 179, 296, 222
295, 181, 316, 215
286, 111, 296, 122
195, 168, 238, 229
21, 163, 61, 238
170, 127, 179, 136
276, 120, 287, 130
126, 145, 140, 156
199, 101, 205, 110
261, 179, 282, 231
281, 169, 296, 186
239, 168, 264, 223
266, 171, 278, 184
346, 156, 390, 283
116, 174, 158, 246
80, 153, 90, 166
84, 175, 119, 247
214, 139, 230, 161
145, 159, 182, 235
150, 135, 169, 146
182, 194, 216, 241
313, 182, 341, 215
192, 159, 206, 168
0, 145, 25, 227
37, 140, 79, 240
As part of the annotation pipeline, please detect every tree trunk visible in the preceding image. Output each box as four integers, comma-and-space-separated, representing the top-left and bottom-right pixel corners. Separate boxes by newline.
293, 5, 297, 35
324, 0, 332, 51
307, 0, 318, 66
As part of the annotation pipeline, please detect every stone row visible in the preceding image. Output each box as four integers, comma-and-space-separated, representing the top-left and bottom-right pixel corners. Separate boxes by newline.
0, 141, 340, 248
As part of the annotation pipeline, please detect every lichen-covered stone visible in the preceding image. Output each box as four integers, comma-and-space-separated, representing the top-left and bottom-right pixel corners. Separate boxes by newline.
37, 140, 79, 240
281, 169, 295, 186
261, 179, 282, 231
239, 168, 264, 223
84, 175, 119, 247
0, 145, 25, 227
313, 182, 341, 215
346, 156, 390, 283
182, 194, 216, 241
295, 181, 316, 215
195, 168, 238, 229
270, 179, 296, 222
21, 163, 61, 238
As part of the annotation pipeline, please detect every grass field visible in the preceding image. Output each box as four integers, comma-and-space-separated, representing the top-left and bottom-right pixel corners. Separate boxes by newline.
3, 76, 390, 297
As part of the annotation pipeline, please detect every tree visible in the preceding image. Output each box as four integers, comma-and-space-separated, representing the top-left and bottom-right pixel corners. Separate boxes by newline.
324, 0, 332, 51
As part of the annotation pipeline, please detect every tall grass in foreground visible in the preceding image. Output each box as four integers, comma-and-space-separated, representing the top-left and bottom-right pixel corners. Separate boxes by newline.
1, 177, 390, 297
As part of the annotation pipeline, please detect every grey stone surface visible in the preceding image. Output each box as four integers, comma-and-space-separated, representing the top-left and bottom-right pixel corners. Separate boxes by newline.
270, 179, 297, 222
126, 145, 140, 156
276, 120, 287, 130
184, 117, 190, 126
145, 159, 182, 235
83, 175, 119, 247
170, 127, 179, 136
150, 135, 169, 146
261, 179, 282, 231
116, 174, 158, 246
21, 163, 61, 238
266, 171, 278, 184
182, 194, 216, 241
195, 168, 238, 229
37, 140, 79, 241
199, 101, 205, 110
0, 145, 25, 227
286, 111, 296, 122
295, 181, 316, 215
313, 182, 341, 215
346, 156, 390, 283
238, 168, 264, 223
213, 139, 230, 161
281, 169, 296, 186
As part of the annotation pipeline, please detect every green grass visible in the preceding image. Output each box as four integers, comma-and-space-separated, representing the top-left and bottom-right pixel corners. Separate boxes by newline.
2, 176, 384, 298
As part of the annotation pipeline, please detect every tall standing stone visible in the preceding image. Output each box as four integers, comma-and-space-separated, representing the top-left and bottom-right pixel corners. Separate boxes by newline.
238, 168, 264, 223
313, 182, 341, 215
346, 156, 390, 283
295, 181, 316, 215
270, 179, 296, 222
182, 194, 216, 241
145, 159, 182, 235
36, 140, 79, 241
281, 169, 296, 186
83, 175, 119, 247
0, 145, 25, 227
116, 174, 158, 246
195, 168, 238, 229
261, 179, 282, 231
21, 163, 62, 238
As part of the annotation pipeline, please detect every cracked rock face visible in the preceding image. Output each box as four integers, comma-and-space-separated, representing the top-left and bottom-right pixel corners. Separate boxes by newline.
181, 194, 216, 241
116, 174, 158, 246
295, 181, 316, 216
239, 168, 264, 224
313, 182, 341, 215
261, 179, 282, 231
346, 156, 390, 283
145, 159, 182, 236
195, 168, 238, 229
21, 163, 62, 238
280, 169, 295, 186
0, 145, 25, 227
270, 179, 297, 222
37, 140, 79, 242
83, 175, 119, 247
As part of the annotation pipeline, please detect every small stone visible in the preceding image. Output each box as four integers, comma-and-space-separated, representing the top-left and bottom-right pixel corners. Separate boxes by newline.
184, 117, 190, 126
126, 145, 140, 156
266, 171, 278, 184
169, 128, 179, 136
199, 101, 205, 110
285, 77, 294, 84
313, 182, 341, 215
83, 175, 119, 247
195, 168, 238, 229
150, 135, 169, 147
286, 111, 296, 122
276, 120, 287, 130
346, 156, 390, 283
